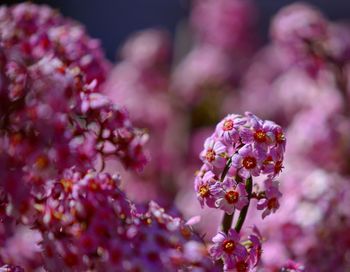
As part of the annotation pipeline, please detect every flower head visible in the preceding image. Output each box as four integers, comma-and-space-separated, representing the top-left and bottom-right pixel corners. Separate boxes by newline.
257, 179, 283, 218
216, 114, 246, 145
210, 229, 248, 270
211, 177, 248, 214
194, 169, 218, 208
200, 136, 228, 170
232, 144, 263, 179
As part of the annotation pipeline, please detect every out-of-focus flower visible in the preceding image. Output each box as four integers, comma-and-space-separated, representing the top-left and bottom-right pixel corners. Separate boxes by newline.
171, 45, 232, 105
0, 264, 24, 272
0, 3, 110, 87
191, 0, 257, 54
281, 260, 305, 272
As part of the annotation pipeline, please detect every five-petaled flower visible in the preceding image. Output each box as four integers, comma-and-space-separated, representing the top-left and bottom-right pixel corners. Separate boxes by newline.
210, 229, 248, 271
211, 177, 248, 214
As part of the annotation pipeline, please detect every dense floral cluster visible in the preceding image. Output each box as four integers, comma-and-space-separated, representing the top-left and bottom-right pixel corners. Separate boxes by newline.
33, 169, 215, 271
194, 112, 286, 270
0, 3, 110, 86
195, 112, 285, 216
0, 3, 154, 271
0, 4, 147, 215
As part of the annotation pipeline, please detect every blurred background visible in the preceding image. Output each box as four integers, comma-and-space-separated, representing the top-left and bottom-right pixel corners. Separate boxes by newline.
1, 0, 350, 271
2, 0, 349, 60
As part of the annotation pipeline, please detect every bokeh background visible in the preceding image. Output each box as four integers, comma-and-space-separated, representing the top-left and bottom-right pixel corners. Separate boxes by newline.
2, 0, 349, 60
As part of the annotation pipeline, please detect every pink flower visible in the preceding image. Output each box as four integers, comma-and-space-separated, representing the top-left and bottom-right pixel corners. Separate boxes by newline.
211, 177, 248, 214
191, 0, 257, 53
200, 136, 228, 170
216, 114, 246, 145
232, 144, 262, 179
194, 169, 218, 208
257, 179, 282, 218
247, 226, 263, 267
210, 229, 248, 271
271, 3, 327, 52
261, 147, 285, 178
240, 113, 277, 153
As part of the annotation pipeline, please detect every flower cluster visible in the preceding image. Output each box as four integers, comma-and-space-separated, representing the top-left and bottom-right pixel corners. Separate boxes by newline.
0, 3, 148, 270
0, 4, 148, 217
195, 112, 285, 217
34, 169, 216, 271
210, 228, 262, 271
0, 51, 147, 213
0, 3, 110, 87
194, 112, 286, 270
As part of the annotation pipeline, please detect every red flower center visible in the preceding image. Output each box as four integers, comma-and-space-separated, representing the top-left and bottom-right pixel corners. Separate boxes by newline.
267, 198, 278, 210
236, 261, 248, 272
199, 184, 210, 198
274, 161, 283, 174
205, 149, 216, 162
223, 119, 234, 131
223, 240, 236, 254
254, 130, 266, 143
35, 154, 49, 170
276, 131, 285, 144
243, 156, 257, 169
225, 190, 239, 204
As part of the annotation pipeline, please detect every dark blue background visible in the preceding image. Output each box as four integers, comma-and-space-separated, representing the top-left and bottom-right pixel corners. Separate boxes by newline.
2, 0, 350, 60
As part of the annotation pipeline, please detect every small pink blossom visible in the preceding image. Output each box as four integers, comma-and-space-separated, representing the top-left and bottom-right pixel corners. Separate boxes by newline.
257, 179, 282, 218
232, 144, 263, 179
200, 136, 228, 170
194, 170, 218, 208
210, 229, 248, 271
211, 177, 248, 214
216, 114, 246, 145
240, 113, 277, 153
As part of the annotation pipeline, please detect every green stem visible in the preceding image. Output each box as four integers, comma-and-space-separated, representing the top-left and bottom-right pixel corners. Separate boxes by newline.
220, 157, 233, 234
221, 212, 234, 234
234, 177, 253, 233
220, 157, 231, 182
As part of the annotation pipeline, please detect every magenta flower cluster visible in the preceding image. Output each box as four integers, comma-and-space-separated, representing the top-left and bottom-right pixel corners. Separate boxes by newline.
0, 3, 147, 216
196, 112, 285, 216
33, 169, 214, 271
195, 112, 286, 270
0, 3, 214, 271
